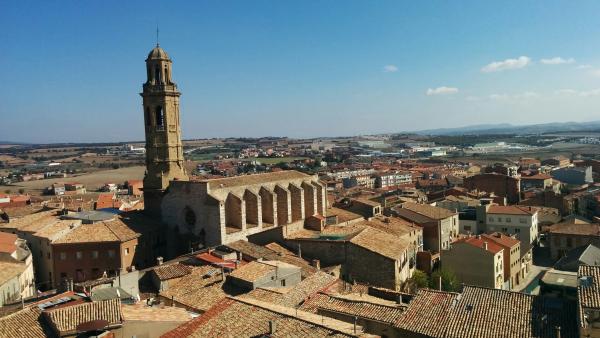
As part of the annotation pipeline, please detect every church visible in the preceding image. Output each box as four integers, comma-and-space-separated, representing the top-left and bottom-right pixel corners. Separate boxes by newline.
140, 45, 326, 253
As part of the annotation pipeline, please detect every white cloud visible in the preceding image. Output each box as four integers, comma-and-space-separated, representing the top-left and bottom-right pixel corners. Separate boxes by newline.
590, 69, 600, 77
383, 65, 398, 73
481, 56, 531, 73
576, 64, 592, 69
555, 89, 578, 95
579, 89, 600, 97
426, 86, 459, 96
540, 57, 575, 65
554, 88, 600, 97
489, 93, 510, 100
514, 91, 540, 99
465, 96, 481, 101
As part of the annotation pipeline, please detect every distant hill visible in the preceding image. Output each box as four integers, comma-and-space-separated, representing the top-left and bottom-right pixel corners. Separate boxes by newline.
413, 121, 600, 136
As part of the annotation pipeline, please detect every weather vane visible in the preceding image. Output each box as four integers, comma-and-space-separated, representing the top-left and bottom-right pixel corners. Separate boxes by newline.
156, 25, 160, 46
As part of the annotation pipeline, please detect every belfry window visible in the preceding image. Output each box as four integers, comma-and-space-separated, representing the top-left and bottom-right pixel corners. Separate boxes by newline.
154, 65, 162, 84
164, 65, 169, 83
156, 106, 164, 129
145, 107, 151, 126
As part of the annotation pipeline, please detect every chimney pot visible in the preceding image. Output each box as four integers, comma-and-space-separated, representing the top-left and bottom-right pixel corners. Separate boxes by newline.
269, 320, 276, 334
157, 257, 164, 266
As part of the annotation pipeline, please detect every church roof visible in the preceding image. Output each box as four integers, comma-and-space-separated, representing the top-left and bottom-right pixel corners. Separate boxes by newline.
147, 45, 170, 60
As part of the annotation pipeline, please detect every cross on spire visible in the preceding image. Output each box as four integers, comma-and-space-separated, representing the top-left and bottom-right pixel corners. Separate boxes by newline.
156, 25, 160, 47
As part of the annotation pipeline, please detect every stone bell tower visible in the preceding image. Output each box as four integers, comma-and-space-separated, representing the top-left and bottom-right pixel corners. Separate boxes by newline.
141, 44, 188, 216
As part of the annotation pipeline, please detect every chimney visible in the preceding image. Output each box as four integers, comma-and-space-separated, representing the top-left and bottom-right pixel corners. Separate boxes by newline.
312, 259, 321, 270
438, 276, 442, 291
269, 321, 276, 335
221, 267, 225, 282
555, 326, 561, 338
483, 242, 488, 251
297, 244, 302, 259
157, 257, 164, 266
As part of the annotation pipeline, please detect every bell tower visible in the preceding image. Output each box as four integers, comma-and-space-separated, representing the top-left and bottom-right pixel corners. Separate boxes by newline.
141, 44, 188, 216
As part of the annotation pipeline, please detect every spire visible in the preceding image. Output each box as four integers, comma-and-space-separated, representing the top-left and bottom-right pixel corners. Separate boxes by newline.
156, 25, 160, 47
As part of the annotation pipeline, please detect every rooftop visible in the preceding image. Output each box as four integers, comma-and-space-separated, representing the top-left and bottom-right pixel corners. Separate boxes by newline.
400, 202, 456, 220
350, 226, 411, 260
480, 232, 521, 249
52, 217, 139, 244
0, 232, 17, 253
43, 299, 122, 336
394, 289, 458, 337
548, 223, 600, 236
206, 170, 312, 190
487, 205, 538, 216
0, 307, 51, 338
228, 260, 278, 283
161, 297, 358, 338
152, 263, 194, 281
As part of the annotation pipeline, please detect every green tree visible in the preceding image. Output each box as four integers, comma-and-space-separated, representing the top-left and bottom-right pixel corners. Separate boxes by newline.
411, 269, 429, 289
430, 268, 460, 292
18, 188, 25, 194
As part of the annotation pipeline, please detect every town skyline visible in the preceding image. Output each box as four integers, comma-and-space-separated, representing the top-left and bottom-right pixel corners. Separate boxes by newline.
3, 1, 600, 143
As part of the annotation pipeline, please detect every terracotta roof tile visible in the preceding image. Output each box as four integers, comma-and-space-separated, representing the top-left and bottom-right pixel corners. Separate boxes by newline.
43, 299, 122, 336
0, 307, 51, 338
152, 263, 193, 281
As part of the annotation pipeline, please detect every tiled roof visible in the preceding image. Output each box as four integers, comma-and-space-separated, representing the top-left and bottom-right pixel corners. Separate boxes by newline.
300, 293, 405, 324
229, 260, 276, 283
1, 210, 57, 231
444, 285, 576, 338
487, 205, 537, 216
264, 242, 318, 278
0, 307, 51, 338
359, 216, 420, 239
225, 240, 273, 260
480, 233, 520, 249
394, 289, 458, 337
350, 226, 410, 260
161, 298, 355, 338
44, 299, 122, 336
159, 266, 235, 312
207, 170, 312, 189
241, 271, 338, 308
152, 263, 193, 281
549, 223, 600, 236
459, 236, 504, 254
121, 303, 192, 322
578, 265, 600, 312
401, 202, 456, 220
52, 218, 139, 244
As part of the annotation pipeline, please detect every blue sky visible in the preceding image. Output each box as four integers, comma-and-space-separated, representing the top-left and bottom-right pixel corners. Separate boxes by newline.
2, 1, 600, 143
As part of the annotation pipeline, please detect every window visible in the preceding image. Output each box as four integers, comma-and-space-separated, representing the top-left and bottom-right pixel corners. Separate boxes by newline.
155, 106, 164, 129
502, 227, 508, 233
92, 251, 99, 259
506, 217, 511, 222
281, 279, 286, 287
108, 250, 115, 258
515, 228, 521, 233
519, 218, 526, 224
145, 107, 151, 126
489, 217, 494, 222
60, 252, 67, 260
464, 225, 472, 231
154, 65, 161, 84
76, 251, 83, 260
125, 248, 129, 255
47, 252, 50, 259
567, 238, 573, 247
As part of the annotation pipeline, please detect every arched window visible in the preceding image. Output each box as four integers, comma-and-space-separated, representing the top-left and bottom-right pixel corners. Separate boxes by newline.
164, 65, 169, 83
155, 106, 164, 129
154, 65, 161, 84
145, 107, 151, 126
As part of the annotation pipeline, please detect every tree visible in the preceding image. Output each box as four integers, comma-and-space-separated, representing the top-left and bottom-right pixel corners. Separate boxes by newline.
430, 268, 460, 292
18, 188, 25, 194
411, 269, 429, 289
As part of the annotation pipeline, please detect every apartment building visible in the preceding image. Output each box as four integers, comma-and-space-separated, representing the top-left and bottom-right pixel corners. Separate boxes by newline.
442, 236, 505, 289
393, 202, 459, 252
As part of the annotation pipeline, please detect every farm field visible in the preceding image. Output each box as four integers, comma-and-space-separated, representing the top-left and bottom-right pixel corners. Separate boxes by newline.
6, 166, 145, 195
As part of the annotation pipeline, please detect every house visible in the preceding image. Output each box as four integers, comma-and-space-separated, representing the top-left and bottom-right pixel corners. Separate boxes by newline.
126, 179, 143, 196
393, 202, 458, 253
442, 236, 505, 289
548, 222, 600, 259
0, 232, 35, 305
521, 173, 553, 191
481, 232, 522, 289
463, 173, 521, 204
228, 260, 302, 290
551, 166, 593, 186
